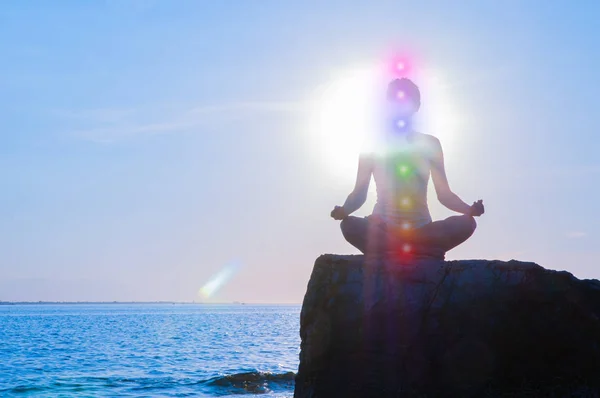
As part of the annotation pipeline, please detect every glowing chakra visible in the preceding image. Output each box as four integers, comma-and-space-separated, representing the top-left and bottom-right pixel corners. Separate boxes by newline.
390, 56, 412, 77
400, 197, 411, 207
401, 221, 411, 231
398, 164, 410, 176
396, 119, 406, 129
402, 244, 412, 253
397, 90, 405, 99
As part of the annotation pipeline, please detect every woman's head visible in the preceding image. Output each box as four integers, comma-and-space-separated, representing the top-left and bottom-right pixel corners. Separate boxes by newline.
386, 78, 421, 116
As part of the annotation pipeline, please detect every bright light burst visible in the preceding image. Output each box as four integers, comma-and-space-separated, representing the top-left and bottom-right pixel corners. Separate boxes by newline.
310, 66, 382, 178
389, 54, 414, 77
418, 68, 463, 151
198, 261, 240, 300
310, 56, 464, 179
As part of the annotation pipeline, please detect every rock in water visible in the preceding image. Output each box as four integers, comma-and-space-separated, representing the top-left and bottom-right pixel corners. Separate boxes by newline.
294, 254, 600, 397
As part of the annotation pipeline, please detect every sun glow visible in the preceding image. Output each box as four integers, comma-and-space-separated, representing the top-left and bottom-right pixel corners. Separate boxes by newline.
310, 66, 382, 178
418, 68, 464, 153
310, 58, 464, 180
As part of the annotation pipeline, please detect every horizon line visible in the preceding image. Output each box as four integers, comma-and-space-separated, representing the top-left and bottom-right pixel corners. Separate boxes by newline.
0, 300, 302, 305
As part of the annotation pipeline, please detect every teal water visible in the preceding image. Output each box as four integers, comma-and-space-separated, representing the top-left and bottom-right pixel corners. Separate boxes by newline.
0, 304, 300, 397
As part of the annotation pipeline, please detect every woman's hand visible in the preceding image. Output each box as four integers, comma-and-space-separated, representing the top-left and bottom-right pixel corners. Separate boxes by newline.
469, 200, 485, 217
330, 206, 347, 220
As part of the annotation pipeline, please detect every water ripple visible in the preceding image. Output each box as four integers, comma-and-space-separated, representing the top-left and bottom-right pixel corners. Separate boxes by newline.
0, 304, 300, 397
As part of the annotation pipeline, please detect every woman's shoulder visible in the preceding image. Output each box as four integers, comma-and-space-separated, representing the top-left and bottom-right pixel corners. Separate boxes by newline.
413, 132, 440, 145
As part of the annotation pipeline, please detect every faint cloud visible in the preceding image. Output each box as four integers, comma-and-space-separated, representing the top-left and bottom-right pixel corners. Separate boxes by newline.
191, 101, 303, 114
518, 165, 600, 179
52, 108, 136, 124
59, 100, 306, 143
105, 0, 157, 12
548, 166, 600, 177
72, 120, 195, 143
566, 231, 587, 239
425, 62, 524, 90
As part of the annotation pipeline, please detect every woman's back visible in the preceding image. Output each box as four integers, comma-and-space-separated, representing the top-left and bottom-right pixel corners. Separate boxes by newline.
371, 132, 435, 228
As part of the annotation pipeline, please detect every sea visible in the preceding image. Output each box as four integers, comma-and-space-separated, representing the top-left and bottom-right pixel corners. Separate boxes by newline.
0, 304, 300, 397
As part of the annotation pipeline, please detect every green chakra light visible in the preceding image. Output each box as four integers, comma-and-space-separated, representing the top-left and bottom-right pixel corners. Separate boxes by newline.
396, 163, 412, 177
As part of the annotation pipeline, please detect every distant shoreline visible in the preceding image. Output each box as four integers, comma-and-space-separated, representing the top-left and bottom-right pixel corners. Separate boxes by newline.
0, 301, 301, 305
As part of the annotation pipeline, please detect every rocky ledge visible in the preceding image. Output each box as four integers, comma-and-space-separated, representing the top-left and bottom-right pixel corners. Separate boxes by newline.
294, 255, 600, 397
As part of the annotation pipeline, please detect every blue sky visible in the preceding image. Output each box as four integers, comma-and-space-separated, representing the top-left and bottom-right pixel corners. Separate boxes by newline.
1, 0, 599, 302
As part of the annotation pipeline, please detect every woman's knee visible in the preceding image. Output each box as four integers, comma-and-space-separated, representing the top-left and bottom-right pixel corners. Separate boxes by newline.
461, 215, 477, 237
340, 216, 357, 238
447, 215, 477, 236
340, 216, 369, 253
466, 215, 477, 232
340, 216, 370, 243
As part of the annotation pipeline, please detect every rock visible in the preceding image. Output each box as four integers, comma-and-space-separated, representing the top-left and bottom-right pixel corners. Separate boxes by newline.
294, 254, 600, 397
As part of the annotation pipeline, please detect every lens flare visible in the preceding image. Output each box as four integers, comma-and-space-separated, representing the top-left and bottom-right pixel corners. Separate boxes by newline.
389, 55, 413, 77
393, 117, 413, 134
309, 66, 381, 178
398, 164, 410, 176
198, 261, 241, 300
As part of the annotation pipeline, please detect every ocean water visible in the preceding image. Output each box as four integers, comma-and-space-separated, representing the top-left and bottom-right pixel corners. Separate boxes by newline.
0, 304, 300, 397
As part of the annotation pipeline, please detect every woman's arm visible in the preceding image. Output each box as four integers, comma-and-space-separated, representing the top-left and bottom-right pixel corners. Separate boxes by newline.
429, 136, 474, 215
331, 154, 373, 219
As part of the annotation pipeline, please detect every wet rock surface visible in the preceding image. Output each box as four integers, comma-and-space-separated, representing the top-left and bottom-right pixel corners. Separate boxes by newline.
294, 254, 600, 397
